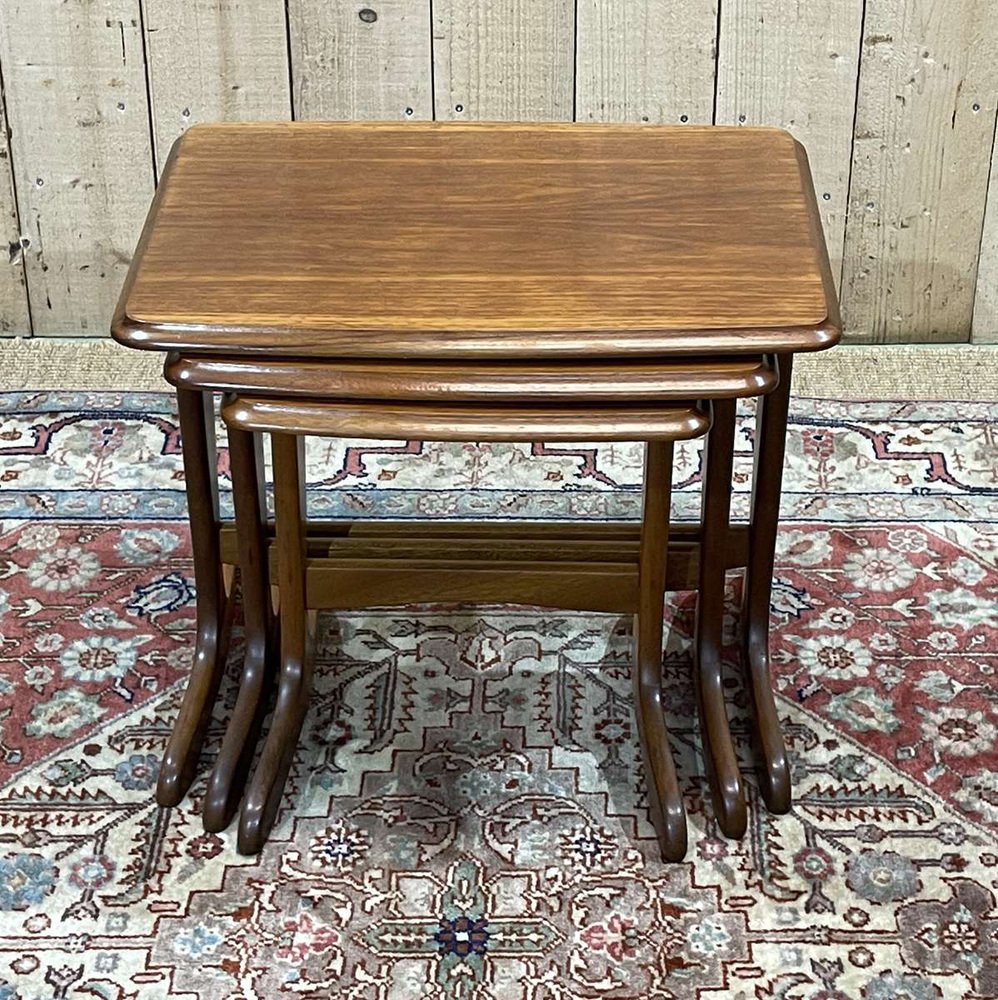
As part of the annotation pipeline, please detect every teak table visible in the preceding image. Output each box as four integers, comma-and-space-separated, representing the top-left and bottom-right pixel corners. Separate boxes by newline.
112, 122, 840, 861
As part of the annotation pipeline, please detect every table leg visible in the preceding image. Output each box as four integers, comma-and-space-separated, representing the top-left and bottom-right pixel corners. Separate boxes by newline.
238, 432, 312, 854
695, 398, 747, 838
742, 354, 793, 813
157, 388, 232, 807
203, 427, 276, 832
634, 440, 688, 861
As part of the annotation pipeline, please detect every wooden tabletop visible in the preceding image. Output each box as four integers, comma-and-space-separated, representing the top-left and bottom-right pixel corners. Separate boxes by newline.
113, 123, 840, 359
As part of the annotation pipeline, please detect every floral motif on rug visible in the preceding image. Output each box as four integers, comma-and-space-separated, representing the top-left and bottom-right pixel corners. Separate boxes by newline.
0, 392, 996, 999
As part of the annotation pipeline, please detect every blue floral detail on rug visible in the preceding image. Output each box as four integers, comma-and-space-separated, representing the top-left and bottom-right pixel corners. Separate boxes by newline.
0, 855, 56, 911
114, 754, 160, 791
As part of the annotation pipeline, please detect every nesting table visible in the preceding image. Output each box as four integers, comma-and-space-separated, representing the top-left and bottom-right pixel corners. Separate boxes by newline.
112, 122, 840, 861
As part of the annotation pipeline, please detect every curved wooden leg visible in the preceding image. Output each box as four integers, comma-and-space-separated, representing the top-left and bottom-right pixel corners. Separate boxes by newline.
203, 428, 276, 832
696, 399, 747, 838
742, 354, 793, 813
238, 431, 312, 855
157, 388, 232, 807
634, 440, 687, 862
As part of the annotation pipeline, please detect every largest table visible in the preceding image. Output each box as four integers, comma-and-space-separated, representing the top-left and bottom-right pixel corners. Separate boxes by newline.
112, 122, 840, 859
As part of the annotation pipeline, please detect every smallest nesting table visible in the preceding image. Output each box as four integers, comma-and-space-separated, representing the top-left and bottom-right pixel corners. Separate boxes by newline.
112, 122, 840, 860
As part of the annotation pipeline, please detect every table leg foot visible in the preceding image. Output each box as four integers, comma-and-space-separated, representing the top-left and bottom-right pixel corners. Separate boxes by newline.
695, 655, 748, 838
742, 355, 793, 815
635, 441, 688, 862
743, 654, 792, 814
634, 663, 689, 862
157, 388, 230, 808
237, 680, 310, 854
204, 429, 277, 833
237, 431, 312, 855
696, 399, 747, 839
157, 619, 228, 808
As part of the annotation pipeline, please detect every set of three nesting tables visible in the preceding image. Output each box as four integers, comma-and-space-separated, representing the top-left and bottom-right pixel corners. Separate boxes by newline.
112, 123, 840, 861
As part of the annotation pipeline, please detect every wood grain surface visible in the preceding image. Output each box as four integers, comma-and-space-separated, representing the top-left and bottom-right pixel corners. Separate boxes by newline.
221, 394, 711, 442
113, 122, 839, 357
634, 438, 688, 859
165, 353, 778, 400
217, 524, 750, 603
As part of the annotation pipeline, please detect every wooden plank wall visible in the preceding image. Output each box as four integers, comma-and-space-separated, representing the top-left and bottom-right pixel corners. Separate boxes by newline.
974, 144, 998, 342
143, 1, 292, 174
0, 67, 30, 334
715, 0, 864, 293
1, 0, 155, 336
290, 1, 432, 120
1, 0, 998, 343
575, 1, 717, 125
843, 0, 998, 343
434, 1, 575, 121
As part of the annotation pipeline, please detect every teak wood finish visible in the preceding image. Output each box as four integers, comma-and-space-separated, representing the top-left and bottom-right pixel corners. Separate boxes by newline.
110, 121, 841, 862
635, 440, 686, 859
155, 388, 232, 809
222, 397, 711, 859
743, 354, 795, 812
113, 123, 838, 359
238, 432, 311, 855
165, 353, 780, 402
695, 399, 746, 838
201, 425, 275, 834
221, 396, 711, 443
156, 356, 783, 861
214, 522, 751, 608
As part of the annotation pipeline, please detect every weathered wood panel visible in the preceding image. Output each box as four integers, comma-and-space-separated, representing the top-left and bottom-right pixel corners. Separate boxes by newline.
1, 0, 998, 342
575, 1, 717, 125
143, 0, 291, 173
289, 0, 432, 120
0, 1, 155, 335
433, 0, 574, 121
971, 135, 998, 342
841, 0, 998, 342
0, 65, 30, 336
715, 0, 864, 291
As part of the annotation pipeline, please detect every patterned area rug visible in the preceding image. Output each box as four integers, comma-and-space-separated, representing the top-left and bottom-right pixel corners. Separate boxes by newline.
1, 391, 997, 1000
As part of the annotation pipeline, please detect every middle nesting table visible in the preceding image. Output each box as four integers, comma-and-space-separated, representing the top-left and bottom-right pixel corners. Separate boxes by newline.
165, 352, 782, 862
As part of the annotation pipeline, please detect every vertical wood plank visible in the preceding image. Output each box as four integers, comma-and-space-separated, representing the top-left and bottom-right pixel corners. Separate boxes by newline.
143, 1, 292, 173
289, 0, 431, 120
0, 64, 30, 336
0, 1, 155, 336
575, 1, 717, 125
971, 132, 998, 342
841, 0, 998, 342
715, 0, 864, 290
433, 0, 574, 121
